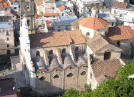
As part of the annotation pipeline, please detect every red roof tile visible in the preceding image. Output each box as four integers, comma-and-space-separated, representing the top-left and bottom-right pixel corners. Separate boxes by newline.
78, 16, 109, 30
58, 5, 66, 11
107, 26, 134, 40
30, 30, 86, 48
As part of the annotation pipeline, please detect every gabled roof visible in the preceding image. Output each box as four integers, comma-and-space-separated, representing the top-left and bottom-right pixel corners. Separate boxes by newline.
78, 16, 109, 30
92, 59, 121, 83
107, 26, 134, 41
30, 30, 86, 48
87, 35, 121, 53
112, 1, 128, 9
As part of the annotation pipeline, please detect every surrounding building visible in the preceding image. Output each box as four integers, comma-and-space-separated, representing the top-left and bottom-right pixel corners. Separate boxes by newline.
1, 0, 134, 96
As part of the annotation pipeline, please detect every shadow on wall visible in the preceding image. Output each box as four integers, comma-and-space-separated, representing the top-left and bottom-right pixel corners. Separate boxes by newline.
36, 65, 88, 96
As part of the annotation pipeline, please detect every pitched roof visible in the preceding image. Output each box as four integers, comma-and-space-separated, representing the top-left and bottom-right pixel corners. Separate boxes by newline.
30, 30, 86, 48
35, 13, 59, 18
0, 1, 10, 8
34, 0, 43, 6
78, 16, 109, 30
58, 5, 66, 11
107, 26, 134, 41
112, 1, 128, 9
92, 59, 121, 83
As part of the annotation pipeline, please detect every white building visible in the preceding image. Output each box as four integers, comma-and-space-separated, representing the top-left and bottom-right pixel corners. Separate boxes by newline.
19, 15, 36, 88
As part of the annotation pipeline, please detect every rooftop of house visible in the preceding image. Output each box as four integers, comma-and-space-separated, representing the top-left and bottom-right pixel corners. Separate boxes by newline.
112, 1, 128, 9
53, 16, 78, 25
107, 26, 134, 41
58, 5, 66, 11
87, 35, 122, 53
78, 16, 109, 30
30, 30, 86, 48
92, 59, 121, 83
0, 78, 17, 97
0, 0, 16, 9
35, 13, 59, 18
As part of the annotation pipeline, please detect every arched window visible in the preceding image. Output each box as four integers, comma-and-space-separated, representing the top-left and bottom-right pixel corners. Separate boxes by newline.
53, 74, 59, 79
48, 50, 54, 64
36, 51, 40, 57
75, 47, 80, 62
104, 51, 111, 60
67, 73, 73, 78
117, 41, 120, 47
86, 32, 90, 37
39, 76, 45, 81
81, 71, 86, 76
61, 48, 66, 63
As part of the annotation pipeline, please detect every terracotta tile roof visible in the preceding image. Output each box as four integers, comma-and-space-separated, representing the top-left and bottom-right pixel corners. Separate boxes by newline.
107, 26, 134, 41
87, 35, 109, 53
30, 30, 86, 48
44, 13, 59, 17
34, 0, 43, 6
87, 35, 121, 53
58, 5, 66, 11
78, 16, 109, 30
92, 59, 121, 83
0, 1, 10, 8
112, 1, 128, 9
10, 0, 16, 2
35, 13, 59, 18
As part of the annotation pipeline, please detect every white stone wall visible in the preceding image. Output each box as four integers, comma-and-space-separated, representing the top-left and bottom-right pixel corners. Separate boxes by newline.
79, 25, 95, 38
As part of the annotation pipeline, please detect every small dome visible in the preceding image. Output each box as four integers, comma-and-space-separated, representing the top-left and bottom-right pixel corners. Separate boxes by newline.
64, 54, 75, 69
50, 56, 60, 71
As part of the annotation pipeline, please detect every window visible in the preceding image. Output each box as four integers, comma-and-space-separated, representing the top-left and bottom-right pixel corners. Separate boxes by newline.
7, 50, 10, 54
117, 41, 120, 47
7, 44, 9, 48
67, 73, 73, 78
75, 47, 80, 62
61, 49, 66, 63
7, 37, 9, 41
39, 76, 45, 81
36, 51, 40, 57
6, 31, 9, 35
86, 32, 90, 37
104, 52, 111, 60
81, 71, 86, 76
53, 74, 59, 79
48, 50, 54, 64
27, 20, 30, 26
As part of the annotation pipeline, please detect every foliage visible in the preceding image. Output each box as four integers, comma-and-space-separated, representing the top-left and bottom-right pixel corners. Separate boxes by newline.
60, 88, 79, 97
60, 60, 134, 97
